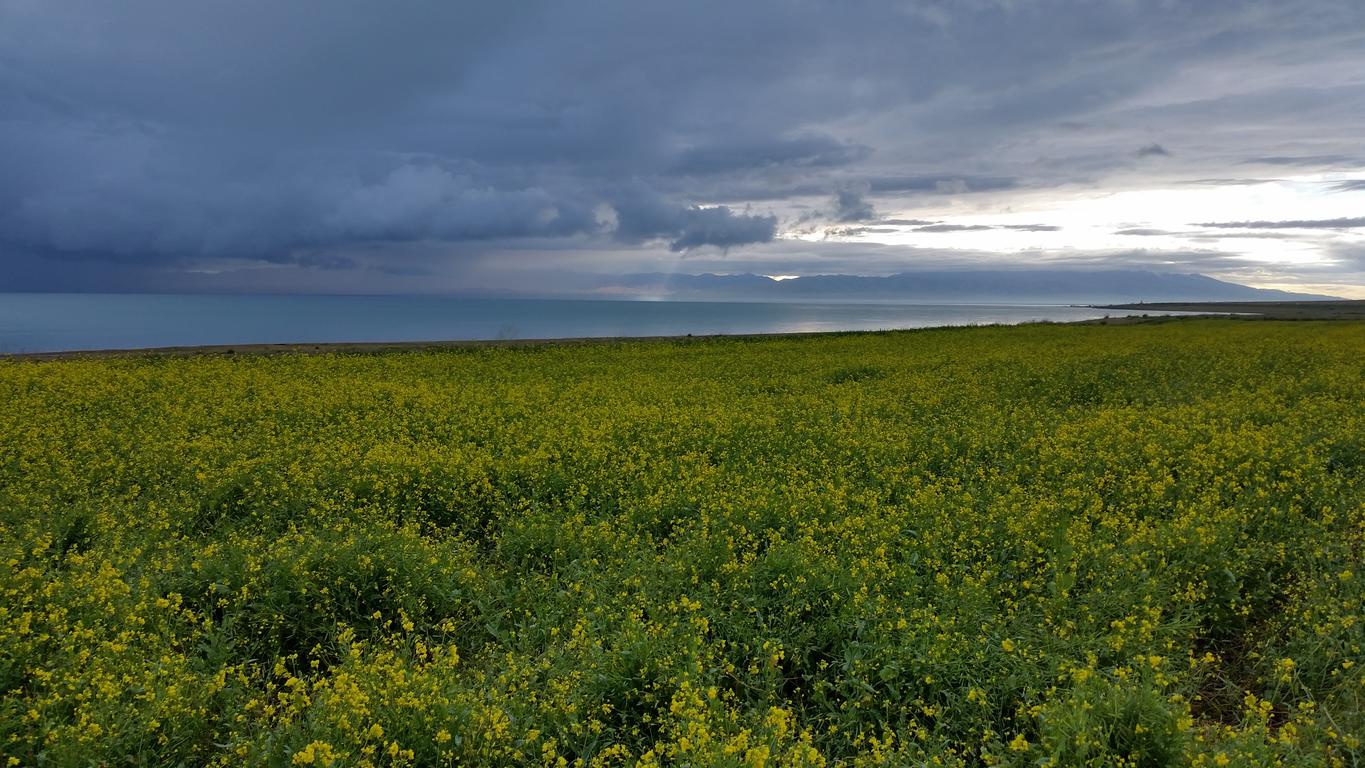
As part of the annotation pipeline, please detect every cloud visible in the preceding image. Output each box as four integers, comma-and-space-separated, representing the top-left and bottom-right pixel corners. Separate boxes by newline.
602, 239, 1256, 281
324, 165, 601, 243
1240, 155, 1358, 167
867, 176, 1018, 195
914, 224, 994, 233
0, 162, 605, 261
1116, 227, 1321, 240
821, 221, 1058, 238
1331, 243, 1365, 268
666, 207, 778, 252
1001, 224, 1061, 232
291, 251, 359, 271
1328, 180, 1365, 192
1116, 228, 1174, 236
2, 0, 1365, 294
1196, 217, 1365, 229
832, 184, 876, 223
908, 223, 1058, 233
670, 135, 871, 176
846, 222, 1059, 234
1186, 231, 1321, 240
611, 192, 776, 251
1177, 179, 1272, 186
825, 226, 900, 236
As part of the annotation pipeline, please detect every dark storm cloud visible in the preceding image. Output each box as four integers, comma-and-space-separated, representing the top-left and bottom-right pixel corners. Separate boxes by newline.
2, 0, 1365, 290
323, 165, 602, 243
288, 251, 359, 271
670, 135, 871, 177
832, 185, 876, 223
666, 209, 778, 252
611, 192, 776, 252
1196, 217, 1365, 229
1136, 143, 1172, 158
668, 174, 1019, 206
1, 161, 604, 261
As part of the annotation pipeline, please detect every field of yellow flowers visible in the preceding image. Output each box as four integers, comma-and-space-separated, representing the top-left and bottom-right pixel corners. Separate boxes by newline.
2, 319, 1362, 767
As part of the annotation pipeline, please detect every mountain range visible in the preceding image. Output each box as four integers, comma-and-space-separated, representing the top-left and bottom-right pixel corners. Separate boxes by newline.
567, 270, 1338, 303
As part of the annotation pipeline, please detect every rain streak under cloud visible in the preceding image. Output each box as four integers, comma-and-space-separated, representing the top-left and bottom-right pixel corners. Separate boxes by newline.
2, 1, 1365, 297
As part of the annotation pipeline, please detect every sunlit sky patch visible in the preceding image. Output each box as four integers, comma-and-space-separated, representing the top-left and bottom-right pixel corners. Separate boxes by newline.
798, 172, 1365, 296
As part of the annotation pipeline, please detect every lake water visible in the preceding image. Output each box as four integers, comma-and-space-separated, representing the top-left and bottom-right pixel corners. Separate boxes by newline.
0, 293, 1177, 353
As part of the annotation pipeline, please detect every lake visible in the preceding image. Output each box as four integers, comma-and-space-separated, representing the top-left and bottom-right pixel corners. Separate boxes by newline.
0, 293, 1176, 353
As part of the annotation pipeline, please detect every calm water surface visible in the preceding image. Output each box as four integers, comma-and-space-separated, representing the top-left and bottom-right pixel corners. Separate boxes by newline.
0, 293, 1179, 353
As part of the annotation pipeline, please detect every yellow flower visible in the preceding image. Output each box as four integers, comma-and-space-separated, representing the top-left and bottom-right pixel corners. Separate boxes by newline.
292, 741, 337, 767
1277, 657, 1297, 683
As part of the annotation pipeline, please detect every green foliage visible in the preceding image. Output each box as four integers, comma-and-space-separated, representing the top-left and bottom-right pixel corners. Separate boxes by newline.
1035, 664, 1186, 767
0, 320, 1362, 766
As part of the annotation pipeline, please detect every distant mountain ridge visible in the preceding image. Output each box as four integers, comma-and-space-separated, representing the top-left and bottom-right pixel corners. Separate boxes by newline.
585, 270, 1337, 303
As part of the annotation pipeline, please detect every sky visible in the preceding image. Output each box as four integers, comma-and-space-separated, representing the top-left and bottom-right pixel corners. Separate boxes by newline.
2, 1, 1364, 297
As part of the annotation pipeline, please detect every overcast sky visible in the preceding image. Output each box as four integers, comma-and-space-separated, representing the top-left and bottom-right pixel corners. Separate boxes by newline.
3, 1, 1364, 297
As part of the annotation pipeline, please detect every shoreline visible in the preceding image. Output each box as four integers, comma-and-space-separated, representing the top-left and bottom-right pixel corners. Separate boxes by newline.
1091, 299, 1365, 320
6, 307, 1355, 361
1, 330, 867, 361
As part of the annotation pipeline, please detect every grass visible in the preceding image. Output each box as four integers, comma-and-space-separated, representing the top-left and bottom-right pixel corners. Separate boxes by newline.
1, 319, 1362, 766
